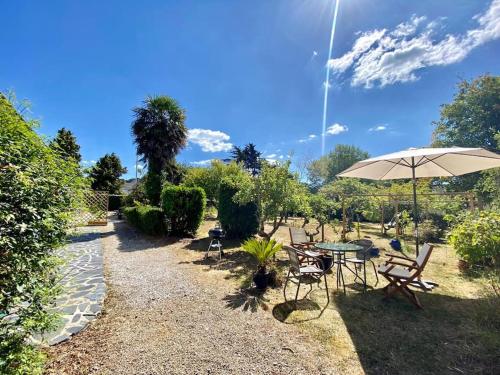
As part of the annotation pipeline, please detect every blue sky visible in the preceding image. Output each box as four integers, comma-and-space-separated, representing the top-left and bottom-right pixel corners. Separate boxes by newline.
1, 0, 499, 178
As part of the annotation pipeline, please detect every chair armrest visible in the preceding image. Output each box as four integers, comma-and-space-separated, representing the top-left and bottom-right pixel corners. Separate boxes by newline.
385, 253, 413, 261
384, 260, 418, 269
296, 249, 320, 260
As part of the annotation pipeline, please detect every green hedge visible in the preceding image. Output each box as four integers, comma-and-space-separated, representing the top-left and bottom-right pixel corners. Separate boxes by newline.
161, 185, 205, 236
0, 94, 86, 373
123, 205, 165, 235
218, 178, 258, 239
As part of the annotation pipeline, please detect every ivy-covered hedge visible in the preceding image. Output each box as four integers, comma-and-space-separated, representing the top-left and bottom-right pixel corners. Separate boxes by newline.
122, 205, 165, 235
161, 185, 205, 236
0, 95, 86, 374
218, 178, 258, 239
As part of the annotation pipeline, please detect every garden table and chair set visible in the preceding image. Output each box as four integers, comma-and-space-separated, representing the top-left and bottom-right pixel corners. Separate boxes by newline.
285, 227, 435, 308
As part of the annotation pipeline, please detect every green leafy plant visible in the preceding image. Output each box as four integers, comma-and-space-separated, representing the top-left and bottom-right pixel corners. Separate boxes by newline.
0, 94, 86, 374
448, 210, 500, 267
161, 185, 206, 236
242, 238, 282, 272
218, 177, 259, 239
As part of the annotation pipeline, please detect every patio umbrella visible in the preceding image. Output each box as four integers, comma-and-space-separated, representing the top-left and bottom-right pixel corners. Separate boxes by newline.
337, 147, 500, 254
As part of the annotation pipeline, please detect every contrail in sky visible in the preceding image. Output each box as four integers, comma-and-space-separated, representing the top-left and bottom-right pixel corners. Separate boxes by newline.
321, 0, 341, 155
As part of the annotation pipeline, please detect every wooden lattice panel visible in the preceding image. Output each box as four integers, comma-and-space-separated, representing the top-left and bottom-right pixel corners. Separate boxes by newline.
72, 190, 109, 226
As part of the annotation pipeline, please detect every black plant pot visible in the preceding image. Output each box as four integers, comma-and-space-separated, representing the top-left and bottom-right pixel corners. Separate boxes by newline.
253, 270, 270, 290
319, 255, 333, 271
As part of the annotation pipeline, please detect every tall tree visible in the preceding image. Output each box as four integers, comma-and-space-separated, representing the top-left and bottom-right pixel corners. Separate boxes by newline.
89, 153, 127, 194
432, 75, 500, 152
231, 143, 262, 176
307, 144, 369, 190
234, 161, 309, 238
431, 75, 500, 192
132, 95, 188, 204
50, 127, 82, 163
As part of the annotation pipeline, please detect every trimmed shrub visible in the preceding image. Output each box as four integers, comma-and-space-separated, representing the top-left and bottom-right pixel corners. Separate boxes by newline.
0, 95, 86, 373
218, 178, 258, 239
448, 210, 500, 267
123, 205, 165, 235
161, 185, 206, 236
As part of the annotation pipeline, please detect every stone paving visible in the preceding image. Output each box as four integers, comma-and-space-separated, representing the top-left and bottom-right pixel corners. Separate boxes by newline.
33, 231, 106, 346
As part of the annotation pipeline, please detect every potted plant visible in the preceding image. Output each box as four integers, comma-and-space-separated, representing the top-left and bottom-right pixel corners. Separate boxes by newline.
242, 238, 282, 290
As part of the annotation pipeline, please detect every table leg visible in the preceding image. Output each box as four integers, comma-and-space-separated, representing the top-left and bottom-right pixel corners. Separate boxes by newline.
363, 256, 367, 292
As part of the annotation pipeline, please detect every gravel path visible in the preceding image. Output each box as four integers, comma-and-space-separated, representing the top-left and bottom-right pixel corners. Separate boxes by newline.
46, 219, 338, 375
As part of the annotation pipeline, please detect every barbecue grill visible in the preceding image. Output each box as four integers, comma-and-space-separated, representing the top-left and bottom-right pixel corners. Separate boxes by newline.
205, 227, 225, 260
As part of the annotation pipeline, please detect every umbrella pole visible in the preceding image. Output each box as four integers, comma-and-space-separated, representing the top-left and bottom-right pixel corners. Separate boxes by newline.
411, 157, 419, 256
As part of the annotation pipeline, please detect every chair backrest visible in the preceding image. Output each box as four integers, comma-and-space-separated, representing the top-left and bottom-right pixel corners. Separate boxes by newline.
284, 246, 301, 274
289, 227, 309, 244
415, 243, 433, 270
348, 239, 374, 260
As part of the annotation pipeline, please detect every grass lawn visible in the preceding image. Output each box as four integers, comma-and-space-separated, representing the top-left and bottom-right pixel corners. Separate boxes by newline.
183, 216, 500, 375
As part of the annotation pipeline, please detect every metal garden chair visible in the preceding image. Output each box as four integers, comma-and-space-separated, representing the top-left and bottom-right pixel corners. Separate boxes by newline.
283, 246, 329, 304
345, 239, 379, 288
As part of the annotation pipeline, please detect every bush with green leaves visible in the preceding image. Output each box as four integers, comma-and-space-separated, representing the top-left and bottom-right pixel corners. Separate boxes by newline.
418, 220, 442, 244
123, 205, 165, 235
0, 94, 86, 374
161, 185, 206, 236
218, 177, 259, 239
448, 210, 500, 266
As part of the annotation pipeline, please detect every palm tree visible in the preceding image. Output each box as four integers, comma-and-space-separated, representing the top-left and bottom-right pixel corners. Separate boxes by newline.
132, 95, 188, 203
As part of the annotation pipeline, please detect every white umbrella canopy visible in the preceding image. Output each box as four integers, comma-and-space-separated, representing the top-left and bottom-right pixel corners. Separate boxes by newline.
337, 147, 500, 254
337, 147, 500, 180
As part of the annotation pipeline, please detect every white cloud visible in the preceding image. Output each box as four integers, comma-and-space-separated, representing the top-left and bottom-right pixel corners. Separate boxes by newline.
190, 159, 213, 167
266, 153, 277, 158
325, 123, 348, 135
313, 50, 318, 57
328, 0, 500, 88
392, 15, 426, 37
81, 160, 96, 166
369, 125, 387, 132
188, 129, 233, 152
298, 134, 317, 143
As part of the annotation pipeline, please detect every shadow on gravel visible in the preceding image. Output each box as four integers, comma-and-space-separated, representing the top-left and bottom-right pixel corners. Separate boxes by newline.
272, 299, 327, 323
223, 288, 270, 313
109, 220, 179, 253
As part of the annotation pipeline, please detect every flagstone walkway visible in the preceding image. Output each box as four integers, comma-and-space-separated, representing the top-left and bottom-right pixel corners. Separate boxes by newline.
34, 231, 106, 345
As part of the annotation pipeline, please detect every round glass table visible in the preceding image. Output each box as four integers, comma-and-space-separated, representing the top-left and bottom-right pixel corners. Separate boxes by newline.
314, 242, 364, 293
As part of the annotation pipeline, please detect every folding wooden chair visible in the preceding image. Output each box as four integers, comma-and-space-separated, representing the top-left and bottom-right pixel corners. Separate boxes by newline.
378, 243, 434, 308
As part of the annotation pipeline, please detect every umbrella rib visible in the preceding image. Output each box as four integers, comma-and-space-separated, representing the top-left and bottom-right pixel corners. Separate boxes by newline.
379, 159, 404, 180
336, 160, 382, 176
422, 156, 457, 177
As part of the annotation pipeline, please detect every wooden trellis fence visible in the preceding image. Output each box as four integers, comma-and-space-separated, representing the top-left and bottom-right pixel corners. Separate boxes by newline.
72, 190, 109, 226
